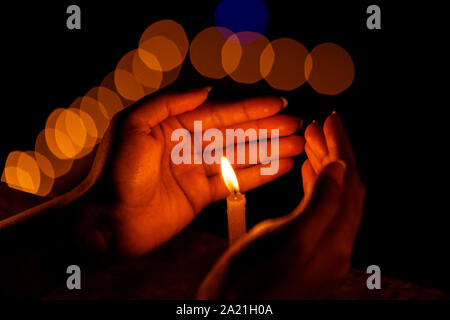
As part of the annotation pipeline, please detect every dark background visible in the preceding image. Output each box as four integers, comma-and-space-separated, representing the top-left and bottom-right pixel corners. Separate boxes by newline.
1, 1, 446, 292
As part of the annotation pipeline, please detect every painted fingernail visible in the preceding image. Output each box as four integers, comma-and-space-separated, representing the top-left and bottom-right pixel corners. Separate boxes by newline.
280, 97, 288, 109
205, 86, 213, 93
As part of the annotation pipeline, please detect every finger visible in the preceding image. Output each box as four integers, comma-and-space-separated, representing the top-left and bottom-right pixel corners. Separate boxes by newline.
323, 111, 355, 166
209, 159, 294, 202
192, 115, 302, 150
125, 87, 211, 131
327, 157, 366, 242
304, 120, 328, 160
301, 159, 316, 195
184, 114, 302, 139
326, 175, 365, 251
293, 161, 346, 253
177, 96, 286, 130
304, 142, 322, 173
342, 176, 365, 239
203, 135, 305, 176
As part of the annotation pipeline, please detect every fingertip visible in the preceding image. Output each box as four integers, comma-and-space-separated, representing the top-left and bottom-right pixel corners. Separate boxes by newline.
277, 158, 295, 175
270, 114, 303, 135
289, 135, 306, 155
243, 97, 287, 119
304, 120, 321, 141
324, 110, 343, 133
323, 110, 355, 165
167, 87, 212, 113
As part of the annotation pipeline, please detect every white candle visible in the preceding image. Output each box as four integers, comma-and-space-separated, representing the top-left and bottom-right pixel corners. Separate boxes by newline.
221, 157, 246, 245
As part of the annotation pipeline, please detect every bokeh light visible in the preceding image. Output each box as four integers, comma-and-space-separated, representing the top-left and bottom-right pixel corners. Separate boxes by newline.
43, 107, 98, 161
35, 129, 73, 179
215, 0, 269, 43
66, 108, 98, 158
222, 31, 270, 84
260, 38, 309, 91
1, 19, 192, 196
114, 50, 147, 102
139, 20, 189, 65
77, 92, 109, 140
190, 27, 236, 79
1, 151, 56, 196
1, 17, 356, 197
2, 151, 41, 195
139, 36, 183, 72
158, 63, 183, 89
45, 109, 71, 160
97, 76, 126, 117
132, 49, 164, 90
32, 151, 55, 196
306, 42, 355, 95
34, 150, 55, 180
54, 108, 88, 158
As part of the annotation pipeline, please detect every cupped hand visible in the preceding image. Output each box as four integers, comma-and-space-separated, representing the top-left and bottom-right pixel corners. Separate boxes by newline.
197, 111, 365, 299
79, 88, 304, 256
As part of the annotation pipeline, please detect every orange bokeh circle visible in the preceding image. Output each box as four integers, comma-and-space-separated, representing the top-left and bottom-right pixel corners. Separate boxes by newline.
2, 151, 42, 195
114, 50, 147, 102
35, 129, 73, 178
307, 42, 355, 95
78, 88, 112, 139
132, 49, 164, 90
222, 31, 270, 84
44, 107, 97, 160
190, 26, 236, 79
260, 38, 309, 91
54, 108, 88, 158
139, 36, 182, 72
139, 19, 189, 68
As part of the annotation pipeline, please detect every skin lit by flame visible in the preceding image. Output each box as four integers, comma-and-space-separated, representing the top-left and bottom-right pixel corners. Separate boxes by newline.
221, 157, 239, 193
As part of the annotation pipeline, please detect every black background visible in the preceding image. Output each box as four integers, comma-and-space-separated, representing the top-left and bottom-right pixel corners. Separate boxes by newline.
1, 1, 447, 293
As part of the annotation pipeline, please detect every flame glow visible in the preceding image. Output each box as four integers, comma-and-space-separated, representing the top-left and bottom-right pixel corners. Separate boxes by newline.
221, 156, 239, 193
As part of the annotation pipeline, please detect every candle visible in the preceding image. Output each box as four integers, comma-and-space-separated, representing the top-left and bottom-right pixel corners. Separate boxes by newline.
220, 157, 246, 245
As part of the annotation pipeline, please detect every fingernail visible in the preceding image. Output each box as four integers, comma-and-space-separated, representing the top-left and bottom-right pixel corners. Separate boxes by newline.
205, 86, 213, 93
312, 120, 317, 124
280, 97, 288, 109
322, 160, 346, 187
296, 117, 303, 128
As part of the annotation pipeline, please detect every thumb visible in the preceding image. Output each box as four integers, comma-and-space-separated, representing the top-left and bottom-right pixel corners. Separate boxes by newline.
307, 160, 346, 211
125, 86, 212, 131
318, 160, 346, 189
294, 160, 347, 247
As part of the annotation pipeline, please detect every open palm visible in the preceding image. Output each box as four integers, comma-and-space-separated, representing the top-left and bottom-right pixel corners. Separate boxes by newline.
197, 112, 365, 299
84, 88, 304, 256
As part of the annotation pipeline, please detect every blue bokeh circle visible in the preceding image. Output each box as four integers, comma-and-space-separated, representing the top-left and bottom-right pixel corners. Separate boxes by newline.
215, 0, 269, 35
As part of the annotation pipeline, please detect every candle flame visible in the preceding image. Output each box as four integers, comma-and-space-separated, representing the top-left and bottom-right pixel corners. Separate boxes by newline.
220, 156, 239, 193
